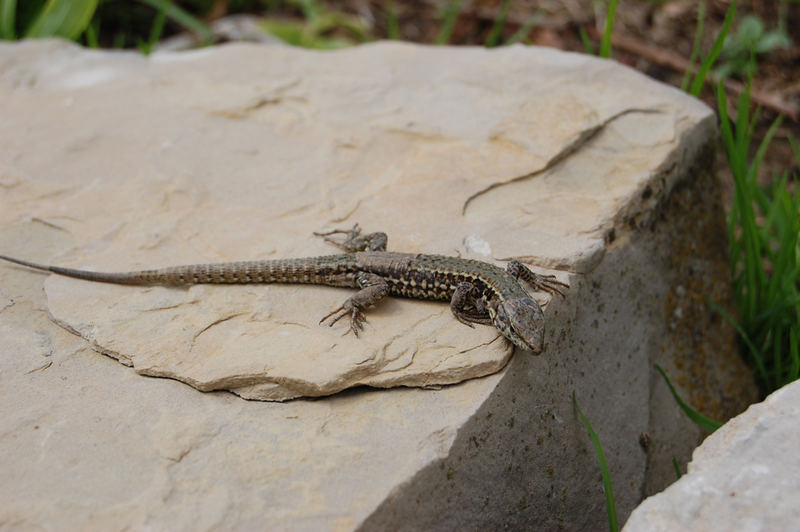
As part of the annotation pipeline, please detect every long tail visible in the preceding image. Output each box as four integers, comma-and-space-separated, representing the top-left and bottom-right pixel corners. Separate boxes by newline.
0, 254, 166, 285
0, 254, 357, 286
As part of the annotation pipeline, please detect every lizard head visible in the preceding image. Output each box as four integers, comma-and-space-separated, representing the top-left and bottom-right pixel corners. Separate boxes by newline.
489, 297, 545, 354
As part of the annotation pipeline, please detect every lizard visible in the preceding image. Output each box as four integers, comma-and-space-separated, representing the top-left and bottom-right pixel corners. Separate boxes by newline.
0, 224, 567, 353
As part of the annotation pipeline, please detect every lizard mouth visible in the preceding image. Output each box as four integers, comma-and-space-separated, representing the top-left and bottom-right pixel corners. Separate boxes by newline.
491, 298, 545, 354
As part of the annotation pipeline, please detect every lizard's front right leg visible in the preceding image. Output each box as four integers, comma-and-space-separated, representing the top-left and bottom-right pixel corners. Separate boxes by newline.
450, 282, 493, 326
314, 223, 388, 252
319, 272, 389, 336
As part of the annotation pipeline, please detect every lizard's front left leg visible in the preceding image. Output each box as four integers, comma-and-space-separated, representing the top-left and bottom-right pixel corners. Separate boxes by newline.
313, 223, 388, 252
319, 272, 389, 336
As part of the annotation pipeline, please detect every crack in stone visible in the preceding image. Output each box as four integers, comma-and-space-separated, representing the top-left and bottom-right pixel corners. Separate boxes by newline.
30, 217, 70, 232
206, 79, 304, 120
189, 312, 247, 347
458, 334, 503, 354
25, 360, 53, 374
461, 107, 664, 215
141, 302, 185, 312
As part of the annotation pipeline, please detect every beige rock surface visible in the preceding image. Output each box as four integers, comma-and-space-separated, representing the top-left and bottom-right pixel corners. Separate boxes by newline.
0, 39, 756, 528
624, 380, 800, 532
2, 39, 702, 400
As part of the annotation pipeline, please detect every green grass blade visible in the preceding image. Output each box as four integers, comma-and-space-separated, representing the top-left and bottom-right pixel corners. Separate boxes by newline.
137, 0, 213, 44
148, 1, 167, 48
689, 0, 736, 96
773, 329, 783, 387
654, 365, 722, 432
750, 115, 784, 188
578, 26, 595, 55
112, 31, 126, 49
485, 0, 511, 48
708, 300, 769, 388
789, 135, 800, 166
681, 1, 705, 91
718, 85, 742, 238
504, 10, 542, 45
386, 0, 399, 40
84, 17, 98, 48
790, 323, 799, 382
0, 0, 16, 39
573, 391, 618, 532
721, 79, 766, 324
737, 66, 755, 172
25, 0, 98, 40
296, 0, 320, 22
599, 0, 619, 58
137, 0, 167, 55
671, 456, 682, 479
435, 0, 461, 45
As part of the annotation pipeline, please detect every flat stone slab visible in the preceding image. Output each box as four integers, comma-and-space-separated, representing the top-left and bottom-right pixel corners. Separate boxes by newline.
624, 380, 800, 531
3, 38, 688, 400
0, 39, 757, 528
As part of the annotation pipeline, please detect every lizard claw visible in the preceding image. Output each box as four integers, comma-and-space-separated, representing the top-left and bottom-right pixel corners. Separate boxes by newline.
313, 224, 361, 248
529, 274, 569, 297
313, 223, 387, 252
313, 223, 360, 238
506, 260, 569, 297
319, 301, 367, 337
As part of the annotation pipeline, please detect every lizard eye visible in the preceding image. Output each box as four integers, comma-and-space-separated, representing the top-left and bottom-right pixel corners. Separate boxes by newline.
492, 302, 511, 329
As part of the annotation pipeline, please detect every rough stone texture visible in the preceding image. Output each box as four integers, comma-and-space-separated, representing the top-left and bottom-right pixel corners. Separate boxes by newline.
0, 39, 757, 528
624, 380, 800, 531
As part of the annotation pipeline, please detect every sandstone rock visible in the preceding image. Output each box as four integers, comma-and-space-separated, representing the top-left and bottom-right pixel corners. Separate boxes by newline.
0, 39, 756, 528
624, 380, 800, 531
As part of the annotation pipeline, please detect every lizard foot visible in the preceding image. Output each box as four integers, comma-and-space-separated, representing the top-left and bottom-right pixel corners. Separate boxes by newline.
313, 223, 387, 252
319, 300, 367, 337
506, 260, 569, 297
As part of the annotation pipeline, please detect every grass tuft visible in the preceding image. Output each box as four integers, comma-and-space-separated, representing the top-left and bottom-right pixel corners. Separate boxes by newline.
717, 72, 799, 394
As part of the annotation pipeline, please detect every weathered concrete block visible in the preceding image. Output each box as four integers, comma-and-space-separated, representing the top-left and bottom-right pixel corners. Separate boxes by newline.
0, 39, 756, 528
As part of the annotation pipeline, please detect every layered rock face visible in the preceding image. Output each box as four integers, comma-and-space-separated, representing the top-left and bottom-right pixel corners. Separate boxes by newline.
0, 39, 755, 529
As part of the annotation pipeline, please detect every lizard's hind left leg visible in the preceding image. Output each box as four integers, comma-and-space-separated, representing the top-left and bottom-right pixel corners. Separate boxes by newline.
313, 223, 387, 252
319, 272, 389, 336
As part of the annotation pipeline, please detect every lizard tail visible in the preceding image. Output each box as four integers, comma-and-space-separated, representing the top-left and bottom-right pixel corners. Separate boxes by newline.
0, 254, 150, 285
0, 254, 358, 286
0, 254, 53, 272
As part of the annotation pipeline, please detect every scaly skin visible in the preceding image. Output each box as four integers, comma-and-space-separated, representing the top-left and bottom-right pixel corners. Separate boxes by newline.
0, 225, 567, 353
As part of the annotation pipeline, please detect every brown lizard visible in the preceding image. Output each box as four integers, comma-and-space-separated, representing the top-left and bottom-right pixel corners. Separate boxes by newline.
0, 224, 567, 353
